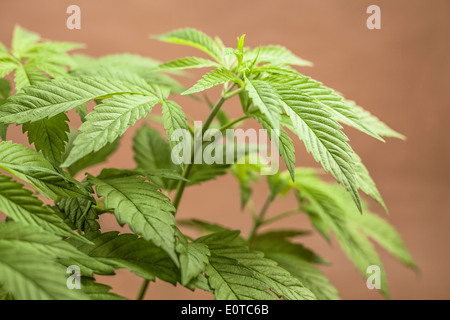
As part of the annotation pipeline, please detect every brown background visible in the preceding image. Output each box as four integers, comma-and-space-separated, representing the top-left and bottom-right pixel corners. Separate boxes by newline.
1, 0, 449, 300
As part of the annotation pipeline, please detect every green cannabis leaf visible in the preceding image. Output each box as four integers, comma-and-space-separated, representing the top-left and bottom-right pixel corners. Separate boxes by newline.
87, 170, 178, 263
155, 28, 224, 64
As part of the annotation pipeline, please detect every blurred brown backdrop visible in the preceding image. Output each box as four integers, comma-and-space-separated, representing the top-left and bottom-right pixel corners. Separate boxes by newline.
1, 0, 449, 300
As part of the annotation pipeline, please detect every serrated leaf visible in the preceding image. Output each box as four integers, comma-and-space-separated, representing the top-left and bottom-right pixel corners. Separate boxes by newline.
23, 41, 81, 79
0, 141, 91, 200
176, 228, 210, 286
87, 172, 178, 264
0, 222, 82, 258
340, 227, 389, 297
133, 125, 179, 189
28, 59, 69, 79
80, 277, 126, 300
22, 113, 70, 165
328, 185, 416, 269
0, 242, 88, 300
251, 111, 296, 181
246, 45, 313, 67
346, 100, 405, 140
251, 236, 327, 266
10, 26, 80, 77
295, 173, 351, 242
353, 154, 387, 212
69, 65, 161, 92
0, 174, 88, 243
63, 94, 157, 167
4, 26, 82, 95
0, 78, 11, 100
0, 77, 158, 125
0, 222, 112, 276
11, 26, 40, 59
348, 211, 417, 269
198, 232, 315, 300
64, 132, 121, 177
0, 59, 17, 78
186, 274, 212, 293
58, 197, 100, 233
13, 65, 49, 92
265, 73, 383, 141
204, 254, 277, 300
244, 78, 281, 130
158, 57, 219, 71
15, 67, 70, 166
178, 219, 232, 235
183, 68, 242, 95
161, 100, 189, 149
67, 231, 179, 284
72, 54, 185, 93
0, 79, 10, 141
277, 87, 361, 211
72, 53, 159, 70
0, 43, 10, 55
25, 41, 84, 57
254, 241, 339, 300
156, 28, 224, 64
234, 249, 316, 300
295, 175, 394, 297
195, 230, 245, 246
75, 104, 88, 123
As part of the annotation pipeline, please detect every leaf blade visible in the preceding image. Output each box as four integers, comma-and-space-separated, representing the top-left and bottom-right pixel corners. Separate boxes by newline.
156, 28, 224, 64
87, 173, 178, 264
63, 94, 158, 167
183, 68, 242, 95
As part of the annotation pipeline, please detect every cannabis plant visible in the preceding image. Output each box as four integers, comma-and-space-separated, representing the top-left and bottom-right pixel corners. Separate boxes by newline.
0, 27, 415, 300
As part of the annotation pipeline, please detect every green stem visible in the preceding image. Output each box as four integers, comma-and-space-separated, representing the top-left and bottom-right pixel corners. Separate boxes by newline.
91, 205, 111, 214
172, 93, 230, 211
223, 87, 244, 100
260, 208, 300, 226
137, 85, 237, 300
136, 279, 150, 300
202, 96, 228, 133
187, 123, 194, 136
247, 196, 272, 242
219, 115, 250, 133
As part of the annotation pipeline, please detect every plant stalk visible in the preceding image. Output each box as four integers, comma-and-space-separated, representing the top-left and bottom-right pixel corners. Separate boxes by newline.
247, 196, 272, 242
260, 208, 300, 226
136, 279, 150, 300
138, 87, 235, 300
172, 93, 230, 211
219, 115, 250, 133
